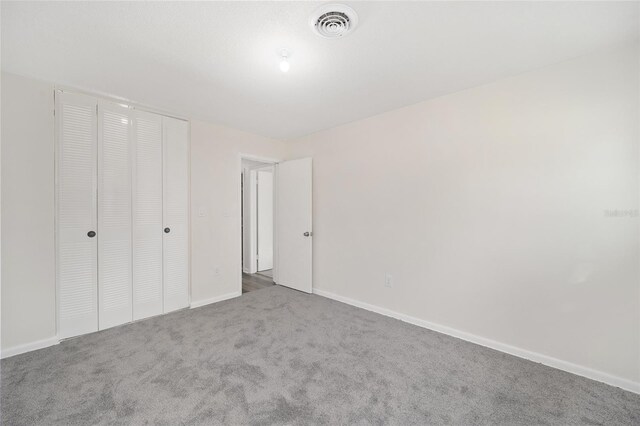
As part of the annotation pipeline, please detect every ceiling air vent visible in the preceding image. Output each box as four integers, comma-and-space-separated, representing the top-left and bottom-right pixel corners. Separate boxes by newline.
309, 4, 358, 39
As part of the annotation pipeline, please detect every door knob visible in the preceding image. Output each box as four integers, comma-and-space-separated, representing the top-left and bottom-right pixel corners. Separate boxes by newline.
87, 231, 96, 238
303, 231, 312, 237
164, 227, 170, 233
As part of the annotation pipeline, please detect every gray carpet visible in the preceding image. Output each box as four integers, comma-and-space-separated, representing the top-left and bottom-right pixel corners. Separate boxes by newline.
1, 286, 639, 425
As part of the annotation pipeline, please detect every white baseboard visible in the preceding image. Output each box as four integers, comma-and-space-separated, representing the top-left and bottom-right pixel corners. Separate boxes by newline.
313, 288, 640, 395
190, 291, 242, 309
1, 336, 59, 359
1, 293, 242, 359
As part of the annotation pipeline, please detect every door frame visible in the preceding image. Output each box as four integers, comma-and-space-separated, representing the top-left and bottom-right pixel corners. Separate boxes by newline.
54, 87, 192, 340
238, 154, 280, 295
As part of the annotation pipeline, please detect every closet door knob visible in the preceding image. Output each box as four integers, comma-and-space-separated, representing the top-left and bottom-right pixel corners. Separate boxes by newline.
164, 227, 170, 233
87, 231, 96, 238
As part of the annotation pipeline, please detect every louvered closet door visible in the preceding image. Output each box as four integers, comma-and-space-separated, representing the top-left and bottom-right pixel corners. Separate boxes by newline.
162, 117, 190, 313
56, 92, 99, 339
132, 110, 163, 320
97, 101, 133, 329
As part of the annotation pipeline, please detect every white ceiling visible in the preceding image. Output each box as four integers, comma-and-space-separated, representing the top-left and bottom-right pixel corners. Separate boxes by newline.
2, 1, 638, 140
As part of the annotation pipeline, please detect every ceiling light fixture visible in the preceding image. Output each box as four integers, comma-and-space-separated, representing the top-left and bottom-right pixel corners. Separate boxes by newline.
279, 50, 290, 73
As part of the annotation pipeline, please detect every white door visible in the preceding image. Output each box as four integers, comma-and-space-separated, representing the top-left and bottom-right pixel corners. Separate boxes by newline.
97, 101, 133, 330
276, 158, 312, 293
56, 91, 99, 339
132, 110, 164, 320
257, 168, 273, 271
162, 117, 190, 312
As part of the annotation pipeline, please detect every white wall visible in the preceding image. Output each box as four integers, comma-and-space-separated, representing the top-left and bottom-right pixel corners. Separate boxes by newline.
190, 121, 285, 305
1, 72, 56, 352
287, 44, 640, 388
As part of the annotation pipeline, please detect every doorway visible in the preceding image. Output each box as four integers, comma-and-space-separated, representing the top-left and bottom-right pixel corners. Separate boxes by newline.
238, 155, 313, 295
241, 157, 276, 293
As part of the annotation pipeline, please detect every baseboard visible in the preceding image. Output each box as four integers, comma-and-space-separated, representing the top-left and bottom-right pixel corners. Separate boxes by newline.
312, 288, 640, 395
1, 293, 240, 359
1, 336, 60, 359
190, 291, 242, 309
1, 292, 241, 358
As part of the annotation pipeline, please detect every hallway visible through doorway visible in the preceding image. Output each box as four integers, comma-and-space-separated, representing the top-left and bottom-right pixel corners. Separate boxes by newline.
242, 271, 274, 293
241, 158, 275, 279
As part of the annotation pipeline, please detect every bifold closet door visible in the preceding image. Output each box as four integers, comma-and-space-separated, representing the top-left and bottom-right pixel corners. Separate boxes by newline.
132, 110, 164, 320
56, 92, 99, 339
162, 117, 190, 313
97, 101, 133, 330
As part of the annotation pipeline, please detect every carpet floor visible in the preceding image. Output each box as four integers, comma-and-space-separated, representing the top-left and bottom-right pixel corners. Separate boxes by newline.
1, 286, 639, 425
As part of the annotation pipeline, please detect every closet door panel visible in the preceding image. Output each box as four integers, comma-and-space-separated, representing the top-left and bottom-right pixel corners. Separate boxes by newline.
162, 117, 190, 313
97, 101, 133, 330
56, 91, 99, 339
132, 110, 164, 320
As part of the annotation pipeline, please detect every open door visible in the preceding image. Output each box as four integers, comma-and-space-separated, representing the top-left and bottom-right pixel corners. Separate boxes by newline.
276, 157, 312, 293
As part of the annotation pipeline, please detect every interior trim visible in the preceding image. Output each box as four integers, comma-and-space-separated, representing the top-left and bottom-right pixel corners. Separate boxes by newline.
1, 336, 60, 360
313, 288, 640, 395
189, 291, 242, 309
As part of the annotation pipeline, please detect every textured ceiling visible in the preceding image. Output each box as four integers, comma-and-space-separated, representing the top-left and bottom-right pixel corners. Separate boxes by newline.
2, 1, 638, 140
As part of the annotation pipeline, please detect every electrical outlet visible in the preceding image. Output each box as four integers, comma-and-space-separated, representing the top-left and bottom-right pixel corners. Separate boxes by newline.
384, 273, 393, 288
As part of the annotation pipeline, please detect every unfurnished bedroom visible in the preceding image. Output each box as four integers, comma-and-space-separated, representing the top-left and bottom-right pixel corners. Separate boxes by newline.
1, 1, 639, 425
